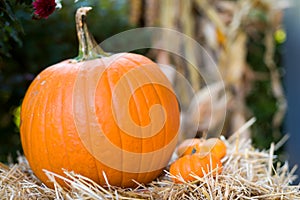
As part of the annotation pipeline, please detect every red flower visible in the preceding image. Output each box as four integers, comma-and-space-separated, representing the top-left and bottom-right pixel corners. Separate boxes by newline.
32, 0, 56, 19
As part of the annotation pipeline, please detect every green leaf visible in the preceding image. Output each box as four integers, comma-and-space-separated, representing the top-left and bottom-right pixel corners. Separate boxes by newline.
0, 0, 27, 58
13, 106, 21, 128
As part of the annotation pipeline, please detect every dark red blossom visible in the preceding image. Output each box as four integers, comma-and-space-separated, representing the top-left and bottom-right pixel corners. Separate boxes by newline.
32, 0, 56, 19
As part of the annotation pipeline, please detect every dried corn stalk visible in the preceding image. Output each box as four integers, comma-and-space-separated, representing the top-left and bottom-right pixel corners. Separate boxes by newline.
128, 0, 286, 142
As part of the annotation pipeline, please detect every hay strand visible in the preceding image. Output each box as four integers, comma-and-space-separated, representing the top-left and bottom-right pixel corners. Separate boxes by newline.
1, 130, 299, 199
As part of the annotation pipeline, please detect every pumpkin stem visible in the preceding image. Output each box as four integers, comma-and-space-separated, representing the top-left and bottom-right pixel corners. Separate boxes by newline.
201, 131, 208, 140
74, 7, 110, 62
191, 148, 197, 155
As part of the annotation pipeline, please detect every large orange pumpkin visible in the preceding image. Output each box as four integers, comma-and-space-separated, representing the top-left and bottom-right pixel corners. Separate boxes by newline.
20, 7, 179, 188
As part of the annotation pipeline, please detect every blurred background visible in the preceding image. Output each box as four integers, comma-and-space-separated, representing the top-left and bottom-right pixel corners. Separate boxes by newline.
0, 0, 298, 179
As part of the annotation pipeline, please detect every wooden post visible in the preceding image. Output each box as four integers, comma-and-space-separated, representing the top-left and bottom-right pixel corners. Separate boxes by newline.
284, 0, 300, 183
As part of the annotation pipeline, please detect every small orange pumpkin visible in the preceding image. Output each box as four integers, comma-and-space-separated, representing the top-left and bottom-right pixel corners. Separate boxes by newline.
176, 138, 201, 156
20, 7, 179, 188
169, 153, 222, 183
176, 138, 226, 159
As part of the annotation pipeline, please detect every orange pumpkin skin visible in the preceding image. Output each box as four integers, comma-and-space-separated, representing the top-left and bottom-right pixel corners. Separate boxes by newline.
20, 53, 180, 188
177, 138, 226, 159
203, 138, 227, 159
169, 153, 222, 183
176, 138, 201, 156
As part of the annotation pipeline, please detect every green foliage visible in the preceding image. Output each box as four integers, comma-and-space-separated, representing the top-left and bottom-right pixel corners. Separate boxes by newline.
0, 0, 23, 58
13, 106, 20, 128
246, 32, 284, 150
242, 4, 285, 151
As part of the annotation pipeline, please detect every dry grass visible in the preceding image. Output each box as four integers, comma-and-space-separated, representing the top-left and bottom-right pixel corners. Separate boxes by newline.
1, 120, 299, 199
